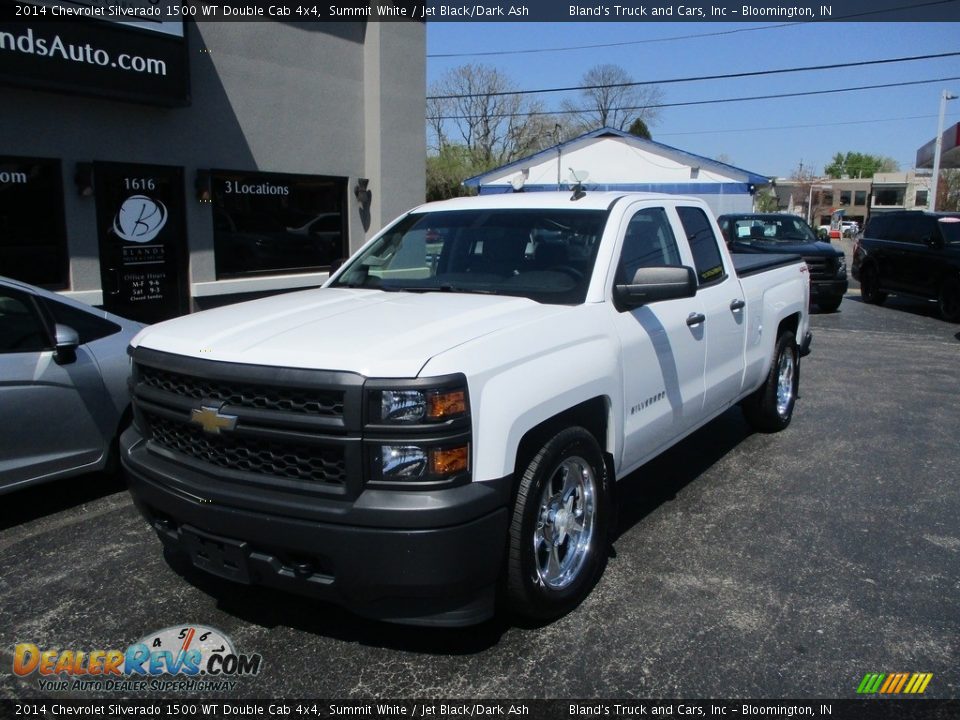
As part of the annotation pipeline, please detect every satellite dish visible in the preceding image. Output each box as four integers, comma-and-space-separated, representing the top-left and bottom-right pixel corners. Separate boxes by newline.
568, 168, 589, 201
510, 174, 526, 192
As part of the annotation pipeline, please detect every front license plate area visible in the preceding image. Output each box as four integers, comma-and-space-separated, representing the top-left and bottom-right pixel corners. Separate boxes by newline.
181, 526, 251, 584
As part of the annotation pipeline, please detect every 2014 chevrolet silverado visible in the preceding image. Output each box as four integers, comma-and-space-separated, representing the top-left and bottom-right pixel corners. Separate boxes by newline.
121, 192, 811, 626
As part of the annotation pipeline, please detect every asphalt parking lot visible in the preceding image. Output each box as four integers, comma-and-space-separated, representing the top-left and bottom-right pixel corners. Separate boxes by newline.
2, 277, 959, 701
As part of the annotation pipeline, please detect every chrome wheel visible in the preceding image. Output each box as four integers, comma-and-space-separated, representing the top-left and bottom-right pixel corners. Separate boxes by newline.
775, 350, 795, 419
533, 456, 597, 590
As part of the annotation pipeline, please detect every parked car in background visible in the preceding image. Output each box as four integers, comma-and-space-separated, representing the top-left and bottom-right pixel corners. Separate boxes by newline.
717, 213, 848, 312
842, 221, 860, 237
852, 210, 960, 322
0, 277, 143, 493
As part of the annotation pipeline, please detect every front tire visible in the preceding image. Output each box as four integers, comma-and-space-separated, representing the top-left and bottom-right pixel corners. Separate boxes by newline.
938, 276, 960, 323
859, 264, 887, 305
743, 331, 799, 433
506, 427, 611, 621
817, 296, 843, 313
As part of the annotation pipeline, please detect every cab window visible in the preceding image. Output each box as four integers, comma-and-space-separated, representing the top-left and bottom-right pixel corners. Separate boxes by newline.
677, 206, 726, 285
616, 207, 682, 284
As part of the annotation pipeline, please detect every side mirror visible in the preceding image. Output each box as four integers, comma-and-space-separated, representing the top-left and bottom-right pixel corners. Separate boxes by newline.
614, 266, 697, 311
924, 234, 943, 249
54, 324, 80, 365
328, 258, 347, 273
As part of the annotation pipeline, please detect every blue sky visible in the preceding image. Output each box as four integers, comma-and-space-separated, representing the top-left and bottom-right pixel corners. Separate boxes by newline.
426, 22, 960, 178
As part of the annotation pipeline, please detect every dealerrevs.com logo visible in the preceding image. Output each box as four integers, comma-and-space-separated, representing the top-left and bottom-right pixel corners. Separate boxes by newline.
13, 625, 262, 693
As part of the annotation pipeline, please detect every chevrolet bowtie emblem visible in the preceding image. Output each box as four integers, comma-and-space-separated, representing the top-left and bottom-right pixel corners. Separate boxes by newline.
190, 405, 238, 435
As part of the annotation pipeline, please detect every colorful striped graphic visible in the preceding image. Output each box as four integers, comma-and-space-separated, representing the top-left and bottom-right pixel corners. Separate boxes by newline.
857, 673, 933, 694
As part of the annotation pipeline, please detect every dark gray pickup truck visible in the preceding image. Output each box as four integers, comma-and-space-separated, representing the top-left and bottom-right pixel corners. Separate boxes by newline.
718, 213, 848, 313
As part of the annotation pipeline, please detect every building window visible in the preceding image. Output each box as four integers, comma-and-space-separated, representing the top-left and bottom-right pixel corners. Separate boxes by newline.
211, 170, 348, 279
855, 190, 867, 206
0, 156, 68, 289
915, 190, 929, 207
840, 190, 851, 205
817, 191, 833, 206
874, 188, 905, 207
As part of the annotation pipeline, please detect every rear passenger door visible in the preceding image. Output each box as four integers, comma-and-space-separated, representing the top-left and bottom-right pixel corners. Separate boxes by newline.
675, 205, 748, 418
611, 204, 707, 471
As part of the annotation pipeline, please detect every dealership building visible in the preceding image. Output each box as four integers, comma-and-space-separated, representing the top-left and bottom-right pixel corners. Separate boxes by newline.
0, 18, 425, 323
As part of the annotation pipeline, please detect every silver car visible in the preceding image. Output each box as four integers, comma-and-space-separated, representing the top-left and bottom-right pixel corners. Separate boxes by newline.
0, 276, 144, 494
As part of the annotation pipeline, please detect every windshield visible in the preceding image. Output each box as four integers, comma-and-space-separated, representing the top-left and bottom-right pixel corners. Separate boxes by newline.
330, 208, 607, 304
730, 216, 818, 243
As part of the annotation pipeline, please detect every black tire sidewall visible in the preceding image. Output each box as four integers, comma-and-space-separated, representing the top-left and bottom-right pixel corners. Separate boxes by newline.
744, 331, 798, 433
939, 276, 960, 323
507, 427, 610, 620
817, 297, 842, 313
861, 264, 884, 304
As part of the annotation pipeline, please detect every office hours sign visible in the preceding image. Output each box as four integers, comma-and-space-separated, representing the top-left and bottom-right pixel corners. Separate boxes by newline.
94, 162, 188, 323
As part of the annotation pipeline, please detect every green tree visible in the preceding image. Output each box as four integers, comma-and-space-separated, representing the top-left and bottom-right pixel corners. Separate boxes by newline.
627, 118, 651, 140
754, 190, 780, 212
426, 145, 482, 202
824, 152, 898, 179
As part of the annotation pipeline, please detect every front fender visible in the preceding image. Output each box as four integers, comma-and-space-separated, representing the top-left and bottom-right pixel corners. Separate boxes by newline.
420, 305, 621, 482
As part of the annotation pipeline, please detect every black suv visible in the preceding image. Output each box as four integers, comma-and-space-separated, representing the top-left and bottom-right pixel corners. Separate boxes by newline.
717, 213, 848, 312
852, 211, 960, 322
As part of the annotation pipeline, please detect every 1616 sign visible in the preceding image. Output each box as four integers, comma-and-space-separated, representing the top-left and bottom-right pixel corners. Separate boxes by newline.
94, 162, 188, 323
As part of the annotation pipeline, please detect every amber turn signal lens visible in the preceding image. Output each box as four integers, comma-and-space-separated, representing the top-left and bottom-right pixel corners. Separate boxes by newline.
427, 389, 467, 419
429, 445, 468, 476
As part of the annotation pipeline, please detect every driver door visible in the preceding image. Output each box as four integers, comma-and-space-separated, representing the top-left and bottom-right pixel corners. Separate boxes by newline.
0, 286, 108, 491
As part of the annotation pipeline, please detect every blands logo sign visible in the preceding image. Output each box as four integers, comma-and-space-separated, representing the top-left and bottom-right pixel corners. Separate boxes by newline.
857, 672, 933, 695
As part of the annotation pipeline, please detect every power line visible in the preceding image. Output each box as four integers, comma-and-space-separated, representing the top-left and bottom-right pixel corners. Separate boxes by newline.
655, 112, 960, 137
426, 51, 960, 100
427, 0, 960, 59
427, 76, 960, 121
428, 23, 799, 58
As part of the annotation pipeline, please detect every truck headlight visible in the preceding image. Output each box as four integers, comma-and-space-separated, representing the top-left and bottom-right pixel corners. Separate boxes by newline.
376, 387, 468, 423
837, 258, 847, 277
375, 443, 469, 482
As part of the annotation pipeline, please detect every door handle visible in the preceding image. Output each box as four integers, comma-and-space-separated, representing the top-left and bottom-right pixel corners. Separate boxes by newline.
686, 312, 706, 327
730, 298, 746, 311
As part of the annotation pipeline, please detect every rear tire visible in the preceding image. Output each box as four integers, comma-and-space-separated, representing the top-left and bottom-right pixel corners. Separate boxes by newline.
859, 264, 887, 305
743, 331, 799, 433
938, 276, 960, 323
506, 427, 611, 621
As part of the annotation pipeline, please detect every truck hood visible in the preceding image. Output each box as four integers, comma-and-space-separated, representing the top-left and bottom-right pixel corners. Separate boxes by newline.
730, 239, 842, 257
131, 288, 567, 377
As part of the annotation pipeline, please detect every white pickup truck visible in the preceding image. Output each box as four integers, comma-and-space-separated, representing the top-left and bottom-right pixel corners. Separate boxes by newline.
122, 192, 811, 627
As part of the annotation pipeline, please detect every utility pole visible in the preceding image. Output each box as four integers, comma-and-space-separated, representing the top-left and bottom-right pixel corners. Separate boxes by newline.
931, 89, 957, 211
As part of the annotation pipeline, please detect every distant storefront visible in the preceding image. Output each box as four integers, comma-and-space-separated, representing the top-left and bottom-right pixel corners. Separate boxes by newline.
0, 19, 425, 323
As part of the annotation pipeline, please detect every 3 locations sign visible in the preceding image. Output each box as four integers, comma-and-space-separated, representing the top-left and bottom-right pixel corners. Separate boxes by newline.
0, 2, 189, 106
